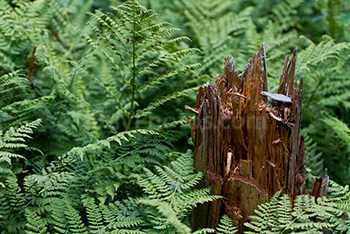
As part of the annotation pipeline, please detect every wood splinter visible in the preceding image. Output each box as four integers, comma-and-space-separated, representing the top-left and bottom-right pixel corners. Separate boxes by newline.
185, 105, 199, 114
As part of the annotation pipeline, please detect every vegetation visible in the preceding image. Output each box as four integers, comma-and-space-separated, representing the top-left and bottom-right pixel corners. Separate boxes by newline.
1, 0, 350, 233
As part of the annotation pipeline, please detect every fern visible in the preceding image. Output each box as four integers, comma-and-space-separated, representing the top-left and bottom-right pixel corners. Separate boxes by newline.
137, 151, 220, 233
135, 86, 198, 118
323, 117, 350, 152
0, 0, 106, 157
25, 209, 49, 234
0, 175, 27, 232
139, 199, 192, 234
0, 70, 29, 104
86, 198, 105, 233
0, 120, 167, 233
65, 204, 88, 234
0, 119, 41, 164
216, 215, 238, 234
0, 120, 40, 232
171, 0, 252, 77
297, 35, 349, 74
0, 0, 69, 73
81, 0, 199, 130
297, 35, 350, 184
244, 189, 350, 233
326, 180, 350, 233
1, 0, 350, 233
304, 134, 324, 177
319, 116, 350, 183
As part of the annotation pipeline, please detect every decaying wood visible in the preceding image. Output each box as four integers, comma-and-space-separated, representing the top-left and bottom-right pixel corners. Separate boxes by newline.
189, 46, 307, 232
312, 169, 329, 198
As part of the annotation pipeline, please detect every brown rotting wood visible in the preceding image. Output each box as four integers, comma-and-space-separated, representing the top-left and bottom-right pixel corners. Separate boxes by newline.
189, 46, 307, 232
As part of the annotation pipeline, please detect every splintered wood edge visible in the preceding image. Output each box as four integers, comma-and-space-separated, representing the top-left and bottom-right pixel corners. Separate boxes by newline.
185, 105, 199, 114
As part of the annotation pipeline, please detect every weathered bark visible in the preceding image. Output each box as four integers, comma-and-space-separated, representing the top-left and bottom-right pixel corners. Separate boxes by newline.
189, 46, 307, 232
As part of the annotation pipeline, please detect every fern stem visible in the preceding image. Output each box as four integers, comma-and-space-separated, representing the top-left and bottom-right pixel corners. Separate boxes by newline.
127, 5, 137, 130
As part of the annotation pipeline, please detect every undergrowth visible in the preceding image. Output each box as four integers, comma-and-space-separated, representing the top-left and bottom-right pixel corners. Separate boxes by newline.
1, 0, 350, 233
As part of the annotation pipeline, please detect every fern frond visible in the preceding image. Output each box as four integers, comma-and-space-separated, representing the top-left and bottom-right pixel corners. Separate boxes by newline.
69, 60, 123, 110
270, 0, 303, 31
137, 152, 220, 232
0, 119, 41, 164
61, 203, 87, 234
83, 0, 198, 126
25, 209, 49, 234
175, 0, 252, 76
48, 201, 88, 234
304, 134, 324, 177
216, 215, 238, 234
99, 200, 145, 233
192, 228, 216, 234
137, 167, 171, 200
323, 117, 350, 153
244, 190, 350, 233
85, 198, 145, 234
0, 175, 26, 232
325, 180, 350, 231
136, 87, 198, 118
139, 199, 192, 234
0, 70, 28, 103
86, 198, 104, 233
245, 191, 288, 233
298, 35, 349, 73
138, 63, 200, 94
156, 118, 188, 131
51, 129, 159, 169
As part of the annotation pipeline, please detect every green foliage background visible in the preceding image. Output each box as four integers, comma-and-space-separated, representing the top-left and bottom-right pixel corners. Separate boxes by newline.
1, 0, 350, 233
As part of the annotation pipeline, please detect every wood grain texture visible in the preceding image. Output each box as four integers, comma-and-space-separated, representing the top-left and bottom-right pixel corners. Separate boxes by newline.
190, 48, 306, 232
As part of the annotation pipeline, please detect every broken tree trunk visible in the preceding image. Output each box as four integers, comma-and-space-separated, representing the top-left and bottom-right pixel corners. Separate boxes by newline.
189, 46, 306, 232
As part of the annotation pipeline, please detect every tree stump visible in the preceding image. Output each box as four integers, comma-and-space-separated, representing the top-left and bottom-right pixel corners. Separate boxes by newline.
188, 46, 306, 232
